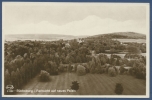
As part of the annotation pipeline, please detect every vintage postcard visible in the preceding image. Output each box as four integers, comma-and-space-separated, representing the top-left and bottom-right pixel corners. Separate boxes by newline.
2, 2, 150, 98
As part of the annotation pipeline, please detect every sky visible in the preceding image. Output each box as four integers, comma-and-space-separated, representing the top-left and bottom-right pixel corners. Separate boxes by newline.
2, 2, 149, 36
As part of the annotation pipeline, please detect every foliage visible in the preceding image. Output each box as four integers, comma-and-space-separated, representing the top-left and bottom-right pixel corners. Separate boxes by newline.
127, 46, 141, 54
119, 66, 126, 74
4, 34, 147, 94
77, 65, 86, 76
58, 65, 65, 72
108, 67, 117, 77
39, 70, 51, 82
71, 81, 79, 91
115, 83, 123, 95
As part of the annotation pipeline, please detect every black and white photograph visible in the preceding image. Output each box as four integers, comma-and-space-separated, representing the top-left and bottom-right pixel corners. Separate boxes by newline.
2, 2, 150, 97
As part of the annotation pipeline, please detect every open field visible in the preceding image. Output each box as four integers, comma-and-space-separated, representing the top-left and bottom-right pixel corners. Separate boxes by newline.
98, 53, 126, 58
16, 73, 146, 95
97, 53, 146, 58
113, 39, 146, 43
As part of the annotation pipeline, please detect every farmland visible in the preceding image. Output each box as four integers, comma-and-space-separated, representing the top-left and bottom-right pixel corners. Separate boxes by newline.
17, 73, 146, 95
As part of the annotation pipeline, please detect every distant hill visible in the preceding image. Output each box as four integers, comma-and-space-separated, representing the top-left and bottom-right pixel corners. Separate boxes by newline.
93, 32, 146, 39
5, 32, 146, 41
5, 34, 88, 41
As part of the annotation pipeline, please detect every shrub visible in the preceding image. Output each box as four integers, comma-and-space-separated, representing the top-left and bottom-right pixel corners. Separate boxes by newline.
77, 65, 86, 76
108, 67, 117, 77
39, 70, 51, 82
115, 83, 123, 95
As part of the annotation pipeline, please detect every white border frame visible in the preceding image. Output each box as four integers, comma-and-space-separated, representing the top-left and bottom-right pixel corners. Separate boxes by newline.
2, 2, 150, 98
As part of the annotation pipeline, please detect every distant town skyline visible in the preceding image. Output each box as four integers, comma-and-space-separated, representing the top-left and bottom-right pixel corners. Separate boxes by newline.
2, 2, 149, 36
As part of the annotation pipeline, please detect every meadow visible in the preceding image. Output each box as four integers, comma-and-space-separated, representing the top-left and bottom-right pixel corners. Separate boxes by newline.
17, 73, 146, 95
113, 39, 146, 43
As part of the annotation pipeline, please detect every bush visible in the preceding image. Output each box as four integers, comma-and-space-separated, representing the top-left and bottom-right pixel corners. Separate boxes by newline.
108, 67, 117, 77
77, 65, 86, 76
39, 70, 51, 82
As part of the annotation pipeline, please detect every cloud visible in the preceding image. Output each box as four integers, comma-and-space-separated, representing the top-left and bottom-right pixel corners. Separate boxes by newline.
3, 15, 147, 36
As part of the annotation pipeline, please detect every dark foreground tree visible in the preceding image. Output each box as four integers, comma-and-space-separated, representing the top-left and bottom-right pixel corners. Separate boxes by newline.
71, 81, 79, 91
115, 83, 123, 95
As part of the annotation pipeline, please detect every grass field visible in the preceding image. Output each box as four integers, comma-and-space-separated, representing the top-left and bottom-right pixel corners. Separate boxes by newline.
16, 73, 146, 95
113, 39, 146, 43
99, 53, 126, 58
97, 53, 146, 59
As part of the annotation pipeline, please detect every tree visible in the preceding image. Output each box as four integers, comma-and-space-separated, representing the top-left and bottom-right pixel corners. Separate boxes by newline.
20, 66, 26, 84
67, 63, 72, 73
78, 47, 90, 55
11, 71, 17, 89
5, 69, 11, 85
116, 58, 120, 66
4, 69, 11, 94
65, 54, 72, 64
108, 67, 117, 77
90, 67, 95, 74
76, 56, 81, 63
69, 39, 79, 50
77, 65, 86, 76
100, 57, 106, 65
115, 83, 123, 95
15, 68, 21, 88
39, 70, 51, 82
119, 66, 125, 74
127, 46, 141, 54
71, 81, 79, 91
48, 61, 58, 75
